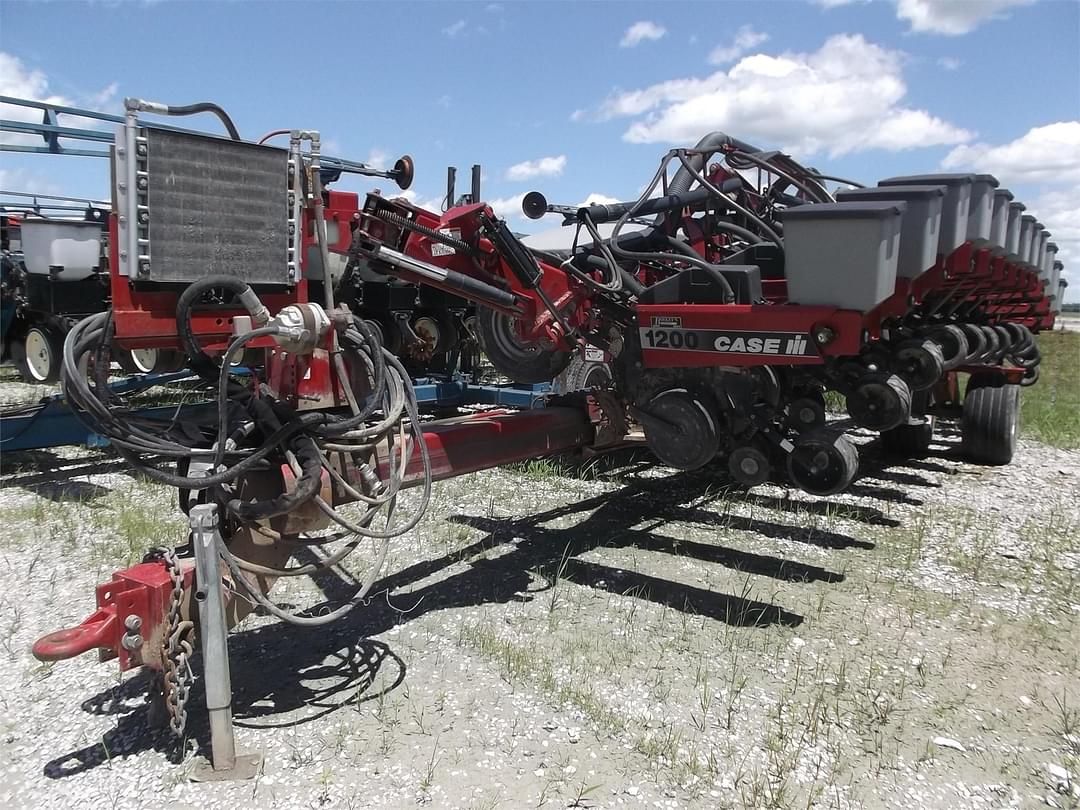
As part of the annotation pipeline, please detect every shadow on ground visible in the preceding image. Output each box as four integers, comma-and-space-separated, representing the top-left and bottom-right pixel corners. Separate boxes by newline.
40, 432, 961, 777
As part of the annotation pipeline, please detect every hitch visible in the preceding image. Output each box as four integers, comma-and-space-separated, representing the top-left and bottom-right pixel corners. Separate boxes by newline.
33, 560, 190, 669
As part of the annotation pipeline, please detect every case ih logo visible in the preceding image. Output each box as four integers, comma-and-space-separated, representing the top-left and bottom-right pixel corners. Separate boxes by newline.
639, 327, 816, 357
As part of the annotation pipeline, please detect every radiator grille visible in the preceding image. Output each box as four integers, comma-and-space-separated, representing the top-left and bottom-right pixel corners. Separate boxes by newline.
144, 129, 290, 284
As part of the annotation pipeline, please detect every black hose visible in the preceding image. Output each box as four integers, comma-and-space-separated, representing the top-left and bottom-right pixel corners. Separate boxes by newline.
668, 132, 764, 196
164, 102, 241, 141
175, 274, 268, 385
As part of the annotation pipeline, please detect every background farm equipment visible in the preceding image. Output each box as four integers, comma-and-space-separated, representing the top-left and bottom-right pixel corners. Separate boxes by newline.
9, 97, 1063, 777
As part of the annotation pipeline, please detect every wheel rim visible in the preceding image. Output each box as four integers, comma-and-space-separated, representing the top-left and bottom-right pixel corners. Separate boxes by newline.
24, 329, 53, 382
129, 348, 159, 374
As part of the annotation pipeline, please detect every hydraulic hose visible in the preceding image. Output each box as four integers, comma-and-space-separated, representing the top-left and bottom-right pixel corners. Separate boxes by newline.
668, 132, 764, 196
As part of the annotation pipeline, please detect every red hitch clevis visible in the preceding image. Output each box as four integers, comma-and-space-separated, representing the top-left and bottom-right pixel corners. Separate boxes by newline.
32, 561, 189, 670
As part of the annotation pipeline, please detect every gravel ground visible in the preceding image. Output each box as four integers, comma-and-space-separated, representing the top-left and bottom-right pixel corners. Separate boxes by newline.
0, 407, 1078, 809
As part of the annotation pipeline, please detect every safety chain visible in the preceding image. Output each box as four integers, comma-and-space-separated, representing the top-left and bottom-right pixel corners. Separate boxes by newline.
148, 546, 195, 739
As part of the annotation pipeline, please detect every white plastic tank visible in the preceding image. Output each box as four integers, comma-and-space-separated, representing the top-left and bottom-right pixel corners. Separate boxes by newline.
990, 189, 1013, 249
19, 218, 103, 280
1018, 215, 1037, 265
965, 174, 999, 241
834, 185, 943, 280
879, 173, 972, 256
1005, 201, 1025, 255
780, 201, 904, 313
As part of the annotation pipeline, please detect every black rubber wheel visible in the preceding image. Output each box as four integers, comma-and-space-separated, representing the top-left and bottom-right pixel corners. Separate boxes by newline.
785, 393, 827, 432
641, 389, 720, 471
959, 323, 986, 363
992, 325, 1012, 355
727, 442, 772, 487
927, 325, 969, 371
979, 325, 1001, 362
892, 338, 945, 392
881, 417, 935, 458
786, 430, 859, 496
1003, 322, 1033, 354
17, 325, 63, 383
846, 373, 912, 431
961, 374, 1020, 465
552, 355, 612, 394
1019, 364, 1040, 387
477, 305, 571, 384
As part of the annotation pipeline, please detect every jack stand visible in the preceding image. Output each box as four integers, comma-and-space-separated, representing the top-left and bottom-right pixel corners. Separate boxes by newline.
188, 504, 262, 782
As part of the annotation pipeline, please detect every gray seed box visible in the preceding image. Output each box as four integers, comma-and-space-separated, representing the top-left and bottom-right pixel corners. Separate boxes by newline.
879, 173, 972, 256
835, 185, 943, 281
990, 189, 1013, 249
780, 201, 904, 313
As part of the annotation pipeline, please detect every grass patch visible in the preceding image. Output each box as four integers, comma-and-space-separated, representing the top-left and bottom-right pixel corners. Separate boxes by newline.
1022, 330, 1080, 448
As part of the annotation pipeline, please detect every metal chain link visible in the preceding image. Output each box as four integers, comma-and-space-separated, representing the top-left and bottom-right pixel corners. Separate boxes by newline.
149, 546, 195, 739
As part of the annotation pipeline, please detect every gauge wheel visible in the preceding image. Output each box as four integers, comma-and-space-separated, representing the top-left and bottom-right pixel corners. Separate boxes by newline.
786, 430, 859, 496
17, 326, 63, 383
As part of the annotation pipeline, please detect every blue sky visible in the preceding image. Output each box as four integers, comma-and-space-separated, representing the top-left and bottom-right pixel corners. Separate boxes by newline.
1, 0, 1078, 297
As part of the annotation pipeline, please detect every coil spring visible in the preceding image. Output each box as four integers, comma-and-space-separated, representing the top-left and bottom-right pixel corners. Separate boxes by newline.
371, 207, 478, 257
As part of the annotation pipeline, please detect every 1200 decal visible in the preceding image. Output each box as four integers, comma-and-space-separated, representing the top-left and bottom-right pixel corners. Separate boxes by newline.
639, 327, 816, 357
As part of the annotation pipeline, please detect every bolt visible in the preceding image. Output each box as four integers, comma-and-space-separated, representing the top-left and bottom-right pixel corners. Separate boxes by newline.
138, 211, 150, 225
813, 326, 836, 345
121, 633, 143, 651
136, 143, 147, 156
137, 177, 148, 190
124, 614, 142, 632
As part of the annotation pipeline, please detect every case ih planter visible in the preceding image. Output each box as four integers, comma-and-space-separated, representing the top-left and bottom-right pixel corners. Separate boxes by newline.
16, 99, 1061, 776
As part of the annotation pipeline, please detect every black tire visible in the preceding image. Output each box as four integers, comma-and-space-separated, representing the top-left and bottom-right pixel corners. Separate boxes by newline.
892, 338, 945, 391
641, 389, 720, 471
786, 430, 859, 496
1019, 365, 1039, 387
16, 325, 63, 383
961, 374, 1020, 465
979, 325, 1001, 362
926, 325, 968, 371
881, 417, 935, 458
477, 305, 571, 384
1003, 322, 1033, 354
552, 355, 612, 394
846, 373, 912, 431
960, 323, 987, 363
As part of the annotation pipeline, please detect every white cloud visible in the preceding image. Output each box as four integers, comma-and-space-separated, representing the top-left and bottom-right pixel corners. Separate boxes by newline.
442, 19, 467, 38
505, 155, 567, 182
895, 0, 1034, 35
936, 56, 962, 71
816, 0, 1033, 34
487, 192, 528, 221
708, 25, 769, 65
569, 108, 586, 123
0, 168, 64, 196
594, 34, 972, 157
0, 52, 119, 151
941, 122, 1080, 184
577, 193, 621, 207
620, 21, 666, 48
